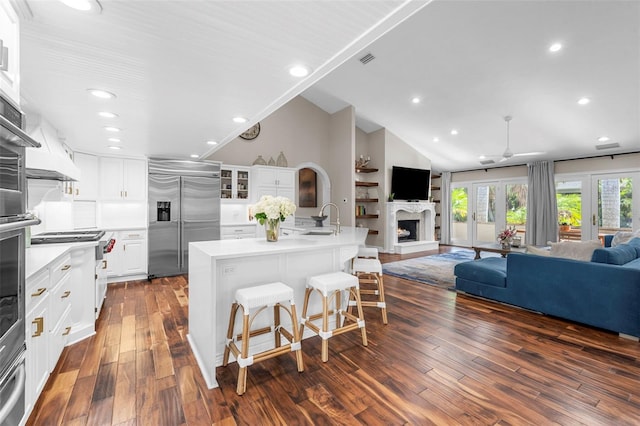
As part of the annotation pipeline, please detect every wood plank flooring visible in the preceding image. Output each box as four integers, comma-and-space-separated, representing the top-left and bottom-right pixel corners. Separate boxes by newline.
27, 247, 640, 425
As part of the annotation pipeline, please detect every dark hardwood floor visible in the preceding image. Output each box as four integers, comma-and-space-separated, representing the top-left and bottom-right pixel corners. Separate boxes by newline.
28, 246, 640, 425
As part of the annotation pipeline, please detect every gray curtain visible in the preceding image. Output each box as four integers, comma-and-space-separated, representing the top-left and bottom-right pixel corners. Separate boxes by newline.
526, 160, 558, 245
440, 171, 452, 244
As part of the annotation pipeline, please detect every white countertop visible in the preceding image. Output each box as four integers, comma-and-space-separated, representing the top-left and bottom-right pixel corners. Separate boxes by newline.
26, 241, 98, 280
190, 226, 368, 260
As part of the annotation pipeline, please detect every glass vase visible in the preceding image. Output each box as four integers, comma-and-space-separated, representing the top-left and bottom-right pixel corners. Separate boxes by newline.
265, 219, 280, 242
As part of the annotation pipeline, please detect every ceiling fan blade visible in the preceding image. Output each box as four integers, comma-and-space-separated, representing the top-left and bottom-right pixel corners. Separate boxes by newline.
512, 151, 545, 157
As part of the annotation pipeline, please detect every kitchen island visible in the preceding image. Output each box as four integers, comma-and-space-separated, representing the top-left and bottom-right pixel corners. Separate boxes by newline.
187, 226, 368, 389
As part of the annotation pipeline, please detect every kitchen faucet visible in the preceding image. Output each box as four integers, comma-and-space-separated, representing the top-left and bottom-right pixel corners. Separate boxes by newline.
319, 202, 340, 234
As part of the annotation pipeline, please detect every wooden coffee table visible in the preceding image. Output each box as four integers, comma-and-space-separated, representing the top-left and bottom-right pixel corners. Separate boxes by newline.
472, 243, 527, 259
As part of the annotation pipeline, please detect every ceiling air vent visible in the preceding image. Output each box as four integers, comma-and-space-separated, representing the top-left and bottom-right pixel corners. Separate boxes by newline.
359, 53, 375, 65
595, 142, 620, 150
479, 159, 495, 165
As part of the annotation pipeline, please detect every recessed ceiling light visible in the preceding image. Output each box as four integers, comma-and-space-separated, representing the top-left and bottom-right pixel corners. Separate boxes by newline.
411, 97, 421, 104
206, 140, 218, 145
233, 116, 247, 124
107, 137, 121, 143
88, 89, 116, 99
450, 129, 458, 135
190, 154, 199, 158
104, 126, 121, 132
549, 42, 562, 52
60, 0, 95, 11
577, 97, 591, 105
108, 145, 121, 150
597, 136, 610, 142
98, 111, 118, 118
433, 137, 439, 143
289, 65, 310, 77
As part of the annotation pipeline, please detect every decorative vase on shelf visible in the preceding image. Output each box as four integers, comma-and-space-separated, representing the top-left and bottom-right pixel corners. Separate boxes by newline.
276, 151, 288, 167
265, 219, 280, 242
253, 155, 267, 165
500, 239, 511, 250
268, 156, 276, 166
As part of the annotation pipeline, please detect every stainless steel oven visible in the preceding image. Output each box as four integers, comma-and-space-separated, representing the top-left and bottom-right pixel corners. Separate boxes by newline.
0, 94, 40, 425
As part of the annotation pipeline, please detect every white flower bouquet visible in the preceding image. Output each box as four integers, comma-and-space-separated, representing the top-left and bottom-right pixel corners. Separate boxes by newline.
250, 195, 296, 224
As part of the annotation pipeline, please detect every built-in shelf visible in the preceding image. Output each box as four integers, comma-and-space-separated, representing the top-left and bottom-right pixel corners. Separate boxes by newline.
356, 214, 379, 219
367, 230, 379, 235
431, 186, 441, 191
355, 181, 378, 187
355, 198, 379, 203
355, 167, 378, 173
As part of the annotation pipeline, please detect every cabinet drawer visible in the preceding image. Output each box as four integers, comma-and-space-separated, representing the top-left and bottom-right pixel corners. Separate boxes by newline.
50, 272, 72, 329
49, 306, 71, 371
119, 230, 146, 240
221, 225, 256, 237
50, 254, 72, 286
26, 267, 50, 314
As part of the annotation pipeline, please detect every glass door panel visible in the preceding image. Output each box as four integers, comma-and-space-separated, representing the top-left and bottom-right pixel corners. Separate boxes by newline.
593, 174, 637, 238
451, 186, 469, 244
556, 179, 583, 242
473, 183, 497, 244
506, 183, 527, 244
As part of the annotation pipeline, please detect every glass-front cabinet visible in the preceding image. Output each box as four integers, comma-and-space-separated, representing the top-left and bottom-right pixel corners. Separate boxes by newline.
221, 165, 250, 201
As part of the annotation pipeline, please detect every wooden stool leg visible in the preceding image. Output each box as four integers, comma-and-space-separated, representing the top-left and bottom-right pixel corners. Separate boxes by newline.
237, 312, 250, 395
352, 287, 368, 347
223, 303, 239, 366
274, 304, 281, 347
377, 273, 388, 324
321, 293, 329, 362
300, 287, 311, 337
289, 303, 304, 372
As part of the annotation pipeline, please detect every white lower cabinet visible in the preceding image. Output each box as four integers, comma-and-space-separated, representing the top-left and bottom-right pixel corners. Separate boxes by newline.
105, 229, 148, 281
221, 224, 256, 239
68, 247, 96, 342
25, 251, 73, 417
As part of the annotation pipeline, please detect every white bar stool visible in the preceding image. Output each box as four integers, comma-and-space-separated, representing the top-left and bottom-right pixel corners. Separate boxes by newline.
351, 257, 388, 324
222, 282, 304, 395
300, 271, 367, 362
357, 246, 379, 259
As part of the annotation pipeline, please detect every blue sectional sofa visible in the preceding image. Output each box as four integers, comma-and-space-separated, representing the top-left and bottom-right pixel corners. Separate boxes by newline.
454, 238, 640, 338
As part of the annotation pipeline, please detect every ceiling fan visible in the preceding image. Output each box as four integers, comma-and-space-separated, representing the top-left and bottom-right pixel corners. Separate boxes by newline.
479, 116, 545, 164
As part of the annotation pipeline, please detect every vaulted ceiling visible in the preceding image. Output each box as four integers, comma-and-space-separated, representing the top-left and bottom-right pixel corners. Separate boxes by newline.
18, 0, 640, 173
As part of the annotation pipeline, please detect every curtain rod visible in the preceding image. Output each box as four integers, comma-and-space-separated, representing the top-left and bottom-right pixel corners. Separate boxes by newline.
437, 150, 640, 174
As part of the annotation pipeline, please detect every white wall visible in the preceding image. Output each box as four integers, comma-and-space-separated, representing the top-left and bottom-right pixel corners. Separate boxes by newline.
327, 106, 355, 227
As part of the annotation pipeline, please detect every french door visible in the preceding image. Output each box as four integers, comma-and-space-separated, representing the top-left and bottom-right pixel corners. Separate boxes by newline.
591, 172, 639, 238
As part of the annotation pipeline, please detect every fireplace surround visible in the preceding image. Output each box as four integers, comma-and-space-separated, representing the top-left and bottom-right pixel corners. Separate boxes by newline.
384, 202, 438, 253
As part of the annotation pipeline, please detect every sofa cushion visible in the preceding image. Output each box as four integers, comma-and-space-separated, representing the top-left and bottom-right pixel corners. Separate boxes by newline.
454, 257, 507, 288
591, 244, 639, 265
526, 245, 551, 256
611, 230, 640, 247
549, 240, 602, 261
621, 257, 640, 271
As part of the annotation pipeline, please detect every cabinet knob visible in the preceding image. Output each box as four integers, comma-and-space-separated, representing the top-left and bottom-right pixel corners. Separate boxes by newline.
32, 317, 44, 337
102, 260, 107, 269
61, 290, 71, 298
31, 288, 47, 297
61, 264, 71, 271
62, 327, 72, 336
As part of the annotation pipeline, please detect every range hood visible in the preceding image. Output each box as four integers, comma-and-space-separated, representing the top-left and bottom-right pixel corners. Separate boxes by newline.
26, 115, 80, 182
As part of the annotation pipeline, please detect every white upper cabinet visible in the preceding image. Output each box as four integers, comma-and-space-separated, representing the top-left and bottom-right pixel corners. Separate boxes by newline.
221, 165, 250, 202
99, 157, 147, 200
73, 152, 99, 200
0, 0, 20, 106
251, 166, 296, 200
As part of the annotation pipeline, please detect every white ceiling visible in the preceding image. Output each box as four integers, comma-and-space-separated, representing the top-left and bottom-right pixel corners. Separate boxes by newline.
18, 0, 640, 173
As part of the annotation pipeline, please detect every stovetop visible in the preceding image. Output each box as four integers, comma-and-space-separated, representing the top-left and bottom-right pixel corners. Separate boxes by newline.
31, 230, 106, 244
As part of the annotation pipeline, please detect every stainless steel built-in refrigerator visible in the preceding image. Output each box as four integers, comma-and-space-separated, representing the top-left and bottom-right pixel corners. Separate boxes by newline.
148, 159, 220, 279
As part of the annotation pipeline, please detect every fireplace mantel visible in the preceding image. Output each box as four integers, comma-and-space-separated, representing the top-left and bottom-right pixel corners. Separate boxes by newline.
384, 202, 439, 254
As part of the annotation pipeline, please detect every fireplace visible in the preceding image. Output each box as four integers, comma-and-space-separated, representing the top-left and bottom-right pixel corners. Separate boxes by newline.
385, 201, 439, 254
397, 219, 419, 242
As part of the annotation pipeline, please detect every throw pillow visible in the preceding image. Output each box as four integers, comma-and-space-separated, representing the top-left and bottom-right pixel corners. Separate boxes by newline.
549, 240, 602, 261
526, 246, 551, 257
611, 230, 640, 247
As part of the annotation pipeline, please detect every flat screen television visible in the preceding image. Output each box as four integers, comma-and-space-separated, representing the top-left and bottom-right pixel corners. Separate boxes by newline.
391, 166, 430, 201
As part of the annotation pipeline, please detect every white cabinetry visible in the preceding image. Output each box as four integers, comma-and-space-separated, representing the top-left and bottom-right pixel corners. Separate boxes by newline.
105, 229, 148, 281
25, 268, 50, 417
67, 247, 96, 343
99, 157, 146, 200
47, 253, 73, 371
221, 165, 250, 201
251, 166, 296, 200
73, 152, 99, 200
0, 0, 20, 106
221, 224, 256, 239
